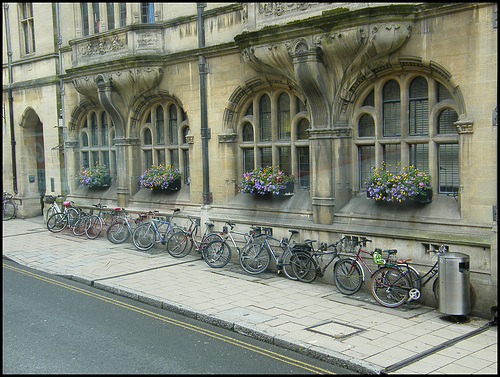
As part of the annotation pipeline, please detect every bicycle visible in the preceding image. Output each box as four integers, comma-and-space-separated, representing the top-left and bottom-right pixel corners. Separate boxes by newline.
44, 195, 81, 225
370, 245, 476, 308
165, 215, 223, 258
46, 208, 82, 233
202, 221, 264, 268
3, 192, 16, 221
290, 236, 350, 283
132, 209, 182, 252
333, 237, 396, 295
106, 208, 148, 244
238, 228, 300, 279
85, 203, 120, 239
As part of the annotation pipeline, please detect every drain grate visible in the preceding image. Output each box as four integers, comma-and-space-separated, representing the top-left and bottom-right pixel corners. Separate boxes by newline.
306, 320, 364, 339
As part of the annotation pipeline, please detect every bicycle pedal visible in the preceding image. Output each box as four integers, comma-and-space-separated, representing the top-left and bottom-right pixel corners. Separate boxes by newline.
161, 241, 166, 245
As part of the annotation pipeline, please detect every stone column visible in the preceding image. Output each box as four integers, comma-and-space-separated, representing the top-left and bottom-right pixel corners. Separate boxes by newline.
455, 115, 474, 220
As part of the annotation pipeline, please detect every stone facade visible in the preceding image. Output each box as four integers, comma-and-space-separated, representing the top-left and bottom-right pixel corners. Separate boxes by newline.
2, 3, 497, 318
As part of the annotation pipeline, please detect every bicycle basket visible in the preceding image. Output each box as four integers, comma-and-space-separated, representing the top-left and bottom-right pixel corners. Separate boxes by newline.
44, 195, 57, 204
338, 237, 358, 254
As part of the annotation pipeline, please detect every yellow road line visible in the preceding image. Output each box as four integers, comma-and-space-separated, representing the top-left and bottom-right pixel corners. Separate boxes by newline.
3, 262, 335, 374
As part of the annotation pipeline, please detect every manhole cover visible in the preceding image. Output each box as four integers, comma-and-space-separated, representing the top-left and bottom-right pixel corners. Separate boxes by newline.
306, 320, 364, 339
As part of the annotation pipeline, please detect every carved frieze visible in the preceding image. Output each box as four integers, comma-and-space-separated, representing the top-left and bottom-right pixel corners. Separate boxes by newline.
79, 34, 127, 58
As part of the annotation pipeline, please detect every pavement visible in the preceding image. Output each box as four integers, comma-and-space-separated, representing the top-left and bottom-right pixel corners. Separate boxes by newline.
2, 216, 497, 375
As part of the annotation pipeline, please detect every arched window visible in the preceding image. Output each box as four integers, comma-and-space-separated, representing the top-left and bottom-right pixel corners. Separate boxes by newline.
239, 91, 310, 189
355, 75, 459, 194
438, 109, 459, 134
297, 118, 309, 140
259, 95, 271, 141
242, 122, 253, 142
143, 128, 152, 145
358, 114, 375, 137
139, 101, 189, 186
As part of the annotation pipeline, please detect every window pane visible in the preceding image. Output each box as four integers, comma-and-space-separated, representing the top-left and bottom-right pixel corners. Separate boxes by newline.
358, 114, 375, 137
409, 77, 429, 135
144, 129, 152, 145
437, 82, 453, 102
81, 3, 89, 36
183, 149, 190, 184
156, 106, 165, 145
278, 147, 291, 175
107, 3, 115, 30
92, 151, 99, 166
141, 2, 154, 23
383, 80, 401, 136
101, 113, 108, 146
409, 144, 429, 174
260, 147, 272, 168
91, 113, 98, 146
82, 151, 89, 168
363, 90, 374, 107
242, 122, 253, 142
92, 3, 100, 33
243, 149, 254, 173
278, 93, 291, 140
383, 144, 400, 174
438, 144, 459, 194
359, 146, 375, 190
82, 132, 88, 147
119, 3, 126, 27
157, 149, 165, 166
144, 150, 152, 170
102, 151, 110, 170
182, 127, 190, 144
297, 147, 310, 189
169, 105, 178, 145
438, 109, 458, 134
259, 95, 272, 141
170, 149, 179, 170
297, 118, 309, 140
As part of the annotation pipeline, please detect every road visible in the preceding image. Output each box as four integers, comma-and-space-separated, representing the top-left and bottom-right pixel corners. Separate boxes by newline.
3, 260, 355, 374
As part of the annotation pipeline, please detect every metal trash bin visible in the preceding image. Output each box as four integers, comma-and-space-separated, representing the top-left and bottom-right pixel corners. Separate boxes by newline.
438, 252, 471, 315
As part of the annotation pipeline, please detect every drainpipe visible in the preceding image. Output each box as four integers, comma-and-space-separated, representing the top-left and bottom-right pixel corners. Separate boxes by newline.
197, 3, 212, 205
3, 3, 18, 194
55, 3, 69, 195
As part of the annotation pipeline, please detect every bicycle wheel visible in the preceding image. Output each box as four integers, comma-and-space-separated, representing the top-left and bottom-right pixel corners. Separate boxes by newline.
132, 223, 156, 251
239, 242, 270, 274
432, 278, 476, 309
73, 214, 90, 236
397, 264, 422, 290
204, 239, 231, 268
85, 215, 103, 239
3, 200, 16, 221
166, 230, 191, 258
107, 219, 130, 244
66, 208, 80, 227
46, 212, 66, 233
333, 258, 364, 295
290, 252, 318, 283
45, 205, 56, 223
370, 267, 412, 308
280, 248, 299, 281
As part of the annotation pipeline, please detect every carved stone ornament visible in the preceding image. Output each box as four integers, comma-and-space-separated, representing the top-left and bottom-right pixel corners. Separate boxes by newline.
455, 115, 474, 134
78, 34, 127, 58
72, 67, 163, 110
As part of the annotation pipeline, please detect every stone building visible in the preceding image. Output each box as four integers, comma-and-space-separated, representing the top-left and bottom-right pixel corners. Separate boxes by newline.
3, 3, 497, 318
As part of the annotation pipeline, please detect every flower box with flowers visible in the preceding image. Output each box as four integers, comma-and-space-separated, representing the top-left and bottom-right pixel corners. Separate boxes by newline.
364, 164, 432, 204
139, 165, 181, 191
240, 166, 295, 197
76, 165, 111, 188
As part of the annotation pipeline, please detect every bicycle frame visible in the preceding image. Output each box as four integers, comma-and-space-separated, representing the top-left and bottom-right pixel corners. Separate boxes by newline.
220, 222, 262, 254
336, 239, 376, 282
257, 229, 296, 265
